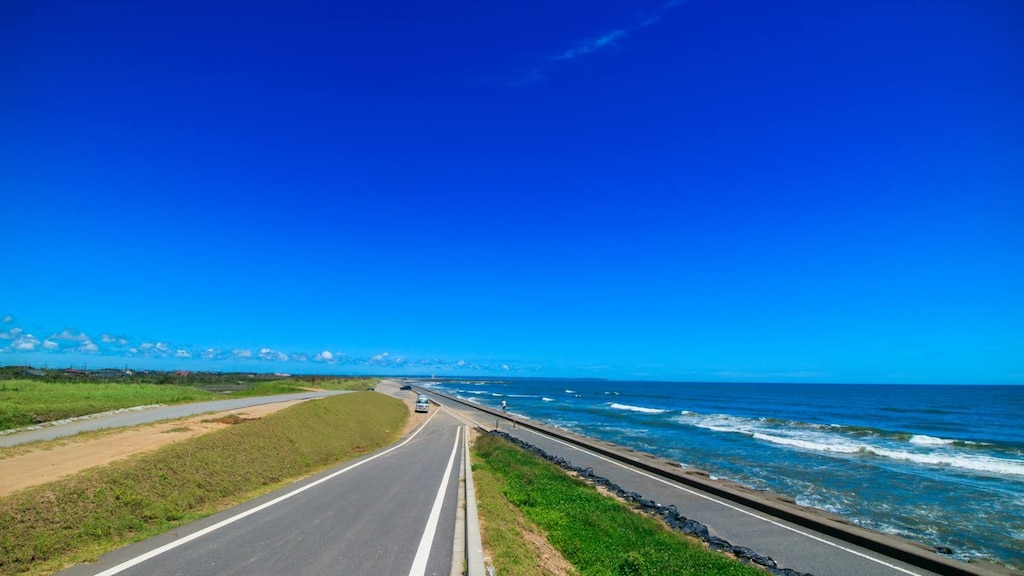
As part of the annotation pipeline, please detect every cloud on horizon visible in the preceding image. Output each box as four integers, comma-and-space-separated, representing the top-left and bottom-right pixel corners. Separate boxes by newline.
0, 317, 518, 375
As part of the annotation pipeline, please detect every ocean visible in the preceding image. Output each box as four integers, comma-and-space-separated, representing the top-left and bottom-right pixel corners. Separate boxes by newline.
419, 378, 1024, 570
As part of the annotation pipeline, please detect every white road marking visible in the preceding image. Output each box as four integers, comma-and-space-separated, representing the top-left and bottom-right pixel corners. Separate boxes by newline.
92, 410, 444, 576
408, 426, 462, 576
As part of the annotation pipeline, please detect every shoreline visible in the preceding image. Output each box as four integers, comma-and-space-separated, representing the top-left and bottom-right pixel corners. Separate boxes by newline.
417, 383, 1018, 576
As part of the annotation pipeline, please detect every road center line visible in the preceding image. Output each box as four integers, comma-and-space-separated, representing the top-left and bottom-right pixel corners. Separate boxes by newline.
92, 409, 444, 576
408, 425, 462, 576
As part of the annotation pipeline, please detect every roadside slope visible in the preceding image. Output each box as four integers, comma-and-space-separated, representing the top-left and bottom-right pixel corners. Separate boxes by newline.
0, 392, 407, 576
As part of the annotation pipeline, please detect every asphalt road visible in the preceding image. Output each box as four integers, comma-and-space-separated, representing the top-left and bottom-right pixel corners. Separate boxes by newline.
58, 403, 467, 576
0, 391, 352, 447
417, 387, 953, 576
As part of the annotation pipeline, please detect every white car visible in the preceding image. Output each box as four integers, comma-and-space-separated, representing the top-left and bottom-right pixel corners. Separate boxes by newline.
415, 395, 430, 413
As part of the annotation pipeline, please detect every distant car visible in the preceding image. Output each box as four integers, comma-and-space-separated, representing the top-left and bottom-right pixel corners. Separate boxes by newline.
400, 384, 412, 390
415, 397, 430, 413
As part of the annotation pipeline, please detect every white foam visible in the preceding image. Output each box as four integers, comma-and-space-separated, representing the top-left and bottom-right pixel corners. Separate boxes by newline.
609, 402, 668, 414
756, 434, 1024, 477
752, 432, 865, 454
869, 447, 1024, 477
542, 397, 555, 402
909, 434, 955, 446
565, 389, 576, 394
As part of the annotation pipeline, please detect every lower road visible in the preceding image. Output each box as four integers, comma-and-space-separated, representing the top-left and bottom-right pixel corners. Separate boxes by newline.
57, 404, 468, 576
417, 386, 983, 576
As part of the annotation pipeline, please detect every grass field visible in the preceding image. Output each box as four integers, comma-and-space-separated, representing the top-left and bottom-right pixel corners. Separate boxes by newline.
0, 380, 221, 431
0, 391, 406, 576
0, 377, 379, 432
471, 433, 765, 576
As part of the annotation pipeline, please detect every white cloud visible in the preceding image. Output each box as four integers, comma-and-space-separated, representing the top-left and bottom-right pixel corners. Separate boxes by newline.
2, 314, 14, 323
502, 364, 510, 371
258, 347, 288, 361
50, 328, 90, 342
314, 350, 336, 363
139, 342, 155, 350
457, 359, 467, 367
201, 348, 220, 360
100, 334, 129, 346
154, 342, 170, 353
553, 29, 627, 60
43, 339, 59, 350
12, 334, 40, 351
232, 349, 254, 359
79, 340, 100, 353
549, 1, 686, 63
290, 353, 308, 362
175, 349, 192, 358
0, 327, 23, 339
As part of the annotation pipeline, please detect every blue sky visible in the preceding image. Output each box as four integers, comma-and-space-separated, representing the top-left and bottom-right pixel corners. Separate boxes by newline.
2, 0, 1022, 383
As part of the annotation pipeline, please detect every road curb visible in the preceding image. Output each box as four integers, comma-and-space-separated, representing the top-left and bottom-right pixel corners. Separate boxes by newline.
463, 425, 487, 576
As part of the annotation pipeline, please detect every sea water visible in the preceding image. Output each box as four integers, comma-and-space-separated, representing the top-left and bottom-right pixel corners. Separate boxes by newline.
419, 379, 1024, 570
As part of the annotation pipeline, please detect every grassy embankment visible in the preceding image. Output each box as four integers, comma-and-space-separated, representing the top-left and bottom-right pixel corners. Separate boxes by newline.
0, 377, 376, 432
0, 391, 406, 576
472, 433, 765, 576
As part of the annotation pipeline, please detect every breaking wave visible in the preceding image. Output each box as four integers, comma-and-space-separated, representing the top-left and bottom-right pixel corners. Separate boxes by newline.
609, 402, 669, 414
676, 411, 1024, 477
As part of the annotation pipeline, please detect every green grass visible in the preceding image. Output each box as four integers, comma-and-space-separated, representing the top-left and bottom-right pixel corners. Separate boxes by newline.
473, 446, 579, 575
0, 377, 382, 432
472, 434, 766, 576
0, 380, 221, 431
0, 391, 406, 576
231, 377, 381, 396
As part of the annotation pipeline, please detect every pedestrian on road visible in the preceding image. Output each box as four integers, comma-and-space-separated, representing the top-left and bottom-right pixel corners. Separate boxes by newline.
501, 399, 507, 413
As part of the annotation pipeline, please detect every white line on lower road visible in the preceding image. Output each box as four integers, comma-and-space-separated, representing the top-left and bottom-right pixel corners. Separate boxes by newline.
408, 425, 463, 576
91, 409, 444, 576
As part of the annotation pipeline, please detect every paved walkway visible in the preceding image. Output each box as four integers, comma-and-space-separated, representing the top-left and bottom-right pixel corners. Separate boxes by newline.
0, 391, 350, 447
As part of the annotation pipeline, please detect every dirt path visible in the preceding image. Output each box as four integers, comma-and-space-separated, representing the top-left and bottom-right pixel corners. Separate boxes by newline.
0, 400, 307, 497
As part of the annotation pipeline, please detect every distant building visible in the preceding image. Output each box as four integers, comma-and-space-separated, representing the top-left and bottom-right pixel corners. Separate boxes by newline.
22, 369, 47, 377
91, 370, 126, 379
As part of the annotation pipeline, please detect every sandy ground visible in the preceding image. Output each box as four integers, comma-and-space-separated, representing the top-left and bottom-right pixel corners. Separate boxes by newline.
0, 400, 308, 497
